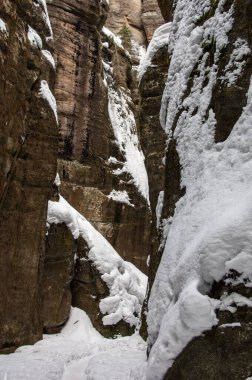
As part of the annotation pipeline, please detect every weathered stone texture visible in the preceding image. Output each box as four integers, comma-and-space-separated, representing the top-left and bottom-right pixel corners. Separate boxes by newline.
139, 45, 169, 291
48, 0, 151, 276
0, 0, 58, 352
42, 223, 76, 333
157, 0, 174, 21
105, 0, 146, 45
142, 0, 164, 42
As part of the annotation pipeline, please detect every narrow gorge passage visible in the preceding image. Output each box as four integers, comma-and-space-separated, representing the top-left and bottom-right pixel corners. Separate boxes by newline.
0, 0, 252, 380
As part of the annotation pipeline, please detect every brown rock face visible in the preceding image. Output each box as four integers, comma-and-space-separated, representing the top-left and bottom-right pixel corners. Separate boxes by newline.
157, 0, 174, 21
139, 45, 169, 291
46, 0, 151, 335
47, 0, 109, 163
0, 0, 58, 352
106, 0, 146, 45
142, 0, 164, 42
42, 223, 76, 333
48, 0, 151, 276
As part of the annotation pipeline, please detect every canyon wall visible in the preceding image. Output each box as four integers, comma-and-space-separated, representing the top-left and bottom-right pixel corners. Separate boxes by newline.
45, 0, 153, 336
146, 0, 252, 379
0, 0, 165, 350
0, 0, 58, 352
47, 0, 151, 276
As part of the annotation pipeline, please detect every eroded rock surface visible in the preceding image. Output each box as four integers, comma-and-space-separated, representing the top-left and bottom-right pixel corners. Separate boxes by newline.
106, 0, 146, 45
0, 0, 58, 352
42, 223, 76, 334
142, 0, 164, 42
45, 0, 151, 335
165, 278, 252, 380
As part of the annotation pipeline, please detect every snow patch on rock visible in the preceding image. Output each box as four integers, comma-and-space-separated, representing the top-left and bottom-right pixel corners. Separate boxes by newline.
108, 190, 135, 207
221, 38, 250, 86
42, 50, 56, 69
39, 80, 58, 124
139, 23, 171, 80
28, 26, 42, 49
0, 18, 7, 34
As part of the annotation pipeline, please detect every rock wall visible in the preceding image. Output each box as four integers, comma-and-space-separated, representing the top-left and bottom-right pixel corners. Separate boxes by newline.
45, 0, 152, 335
142, 0, 164, 42
42, 223, 75, 333
0, 0, 58, 352
105, 0, 146, 45
157, 0, 174, 21
145, 0, 252, 378
47, 0, 151, 277
139, 45, 168, 288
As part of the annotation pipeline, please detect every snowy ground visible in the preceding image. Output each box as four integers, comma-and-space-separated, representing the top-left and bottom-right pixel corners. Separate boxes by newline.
0, 308, 147, 380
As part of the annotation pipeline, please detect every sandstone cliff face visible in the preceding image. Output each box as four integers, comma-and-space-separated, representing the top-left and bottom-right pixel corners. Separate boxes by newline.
0, 0, 58, 352
45, 0, 151, 335
105, 0, 146, 45
142, 0, 164, 42
146, 0, 252, 378
47, 0, 151, 275
42, 223, 75, 333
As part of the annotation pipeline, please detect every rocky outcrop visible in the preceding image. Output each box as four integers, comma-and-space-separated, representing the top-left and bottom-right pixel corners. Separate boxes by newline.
165, 278, 252, 380
0, 0, 58, 352
71, 237, 135, 338
142, 0, 164, 42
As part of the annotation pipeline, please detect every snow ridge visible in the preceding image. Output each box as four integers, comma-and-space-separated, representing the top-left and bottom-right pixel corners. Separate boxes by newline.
47, 196, 147, 328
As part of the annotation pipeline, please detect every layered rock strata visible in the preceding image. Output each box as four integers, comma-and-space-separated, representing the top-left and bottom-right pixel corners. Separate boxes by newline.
142, 0, 165, 42
47, 0, 151, 276
0, 0, 58, 352
105, 0, 146, 45
46, 0, 151, 335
